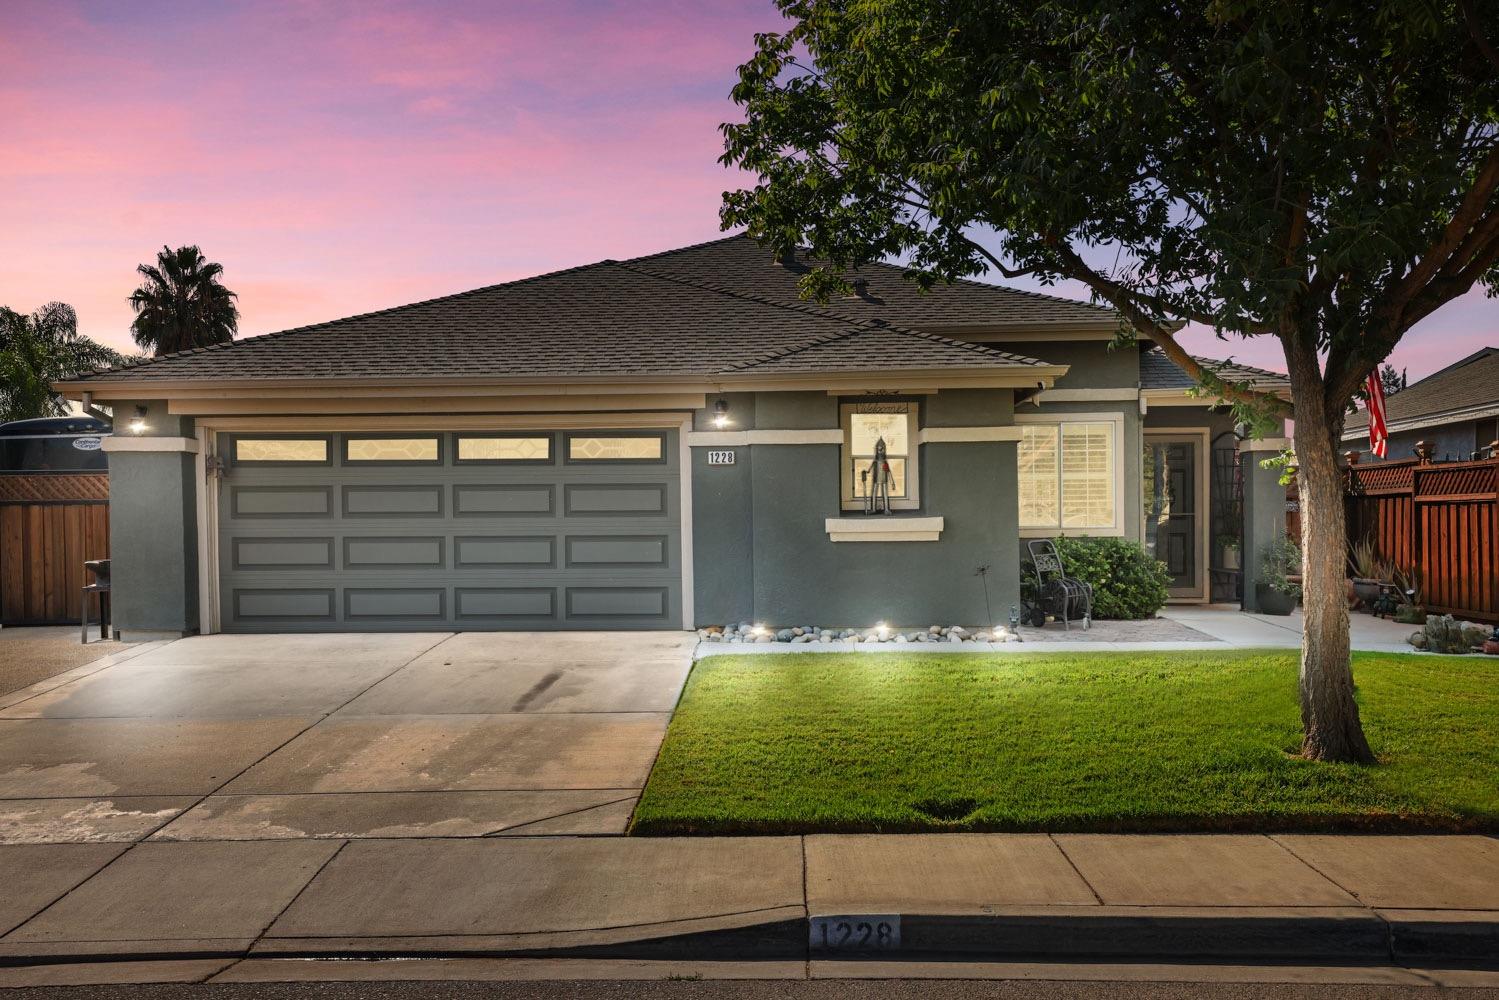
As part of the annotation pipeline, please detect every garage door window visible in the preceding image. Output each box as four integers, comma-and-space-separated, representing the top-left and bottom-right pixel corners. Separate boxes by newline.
344, 437, 441, 464
233, 438, 329, 464
566, 434, 665, 462
456, 435, 553, 463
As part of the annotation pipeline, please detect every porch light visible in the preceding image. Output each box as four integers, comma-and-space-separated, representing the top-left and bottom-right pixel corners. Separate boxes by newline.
712, 398, 731, 429
127, 406, 149, 435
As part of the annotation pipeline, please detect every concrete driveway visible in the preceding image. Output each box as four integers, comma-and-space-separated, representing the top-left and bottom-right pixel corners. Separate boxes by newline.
0, 631, 696, 844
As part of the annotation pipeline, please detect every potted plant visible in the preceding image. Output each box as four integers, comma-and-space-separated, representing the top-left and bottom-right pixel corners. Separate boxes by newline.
1347, 537, 1391, 607
1217, 534, 1242, 571
1392, 564, 1426, 624
1255, 538, 1302, 615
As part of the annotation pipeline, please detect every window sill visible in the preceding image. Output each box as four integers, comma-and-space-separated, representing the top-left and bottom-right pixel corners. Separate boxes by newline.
825, 516, 944, 543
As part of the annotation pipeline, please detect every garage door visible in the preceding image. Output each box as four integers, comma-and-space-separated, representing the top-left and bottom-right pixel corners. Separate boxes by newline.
216, 430, 682, 631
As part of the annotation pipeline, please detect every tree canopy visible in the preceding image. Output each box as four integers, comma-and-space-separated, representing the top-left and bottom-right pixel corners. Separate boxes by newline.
722, 0, 1498, 415
129, 245, 239, 356
719, 0, 1499, 762
0, 303, 123, 423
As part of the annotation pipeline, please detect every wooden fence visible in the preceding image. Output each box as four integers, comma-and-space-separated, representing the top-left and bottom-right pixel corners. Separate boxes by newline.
1345, 447, 1498, 622
0, 473, 110, 626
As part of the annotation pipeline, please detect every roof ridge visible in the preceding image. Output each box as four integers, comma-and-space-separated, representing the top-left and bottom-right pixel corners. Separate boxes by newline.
620, 230, 751, 265
853, 256, 1120, 316
634, 231, 1119, 318
88, 256, 626, 377
617, 260, 1048, 368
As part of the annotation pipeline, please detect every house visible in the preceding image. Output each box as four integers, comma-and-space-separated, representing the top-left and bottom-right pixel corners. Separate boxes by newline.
57, 234, 1290, 638
1344, 348, 1499, 462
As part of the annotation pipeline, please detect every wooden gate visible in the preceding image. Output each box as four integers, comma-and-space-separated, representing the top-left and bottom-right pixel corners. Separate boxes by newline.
1345, 451, 1498, 622
0, 473, 110, 625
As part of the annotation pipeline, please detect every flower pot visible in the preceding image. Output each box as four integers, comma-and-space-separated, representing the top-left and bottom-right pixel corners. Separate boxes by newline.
1256, 584, 1297, 616
1350, 577, 1383, 605
1484, 639, 1499, 656
1221, 547, 1241, 571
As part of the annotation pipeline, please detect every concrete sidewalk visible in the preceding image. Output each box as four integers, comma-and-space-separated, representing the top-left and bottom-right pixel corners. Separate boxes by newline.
1, 833, 1495, 970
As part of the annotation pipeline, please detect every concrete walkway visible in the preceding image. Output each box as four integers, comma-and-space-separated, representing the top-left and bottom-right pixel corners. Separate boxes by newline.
694, 607, 1430, 656
0, 832, 1494, 973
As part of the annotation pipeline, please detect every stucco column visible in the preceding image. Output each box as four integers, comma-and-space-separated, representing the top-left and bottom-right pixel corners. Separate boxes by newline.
1239, 436, 1290, 612
101, 402, 200, 640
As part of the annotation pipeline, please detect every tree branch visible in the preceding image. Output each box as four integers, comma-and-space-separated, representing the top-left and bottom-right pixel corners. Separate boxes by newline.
1047, 241, 1292, 416
1460, 0, 1499, 78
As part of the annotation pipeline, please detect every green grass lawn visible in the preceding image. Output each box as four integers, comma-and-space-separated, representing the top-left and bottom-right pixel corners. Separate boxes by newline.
630, 650, 1499, 835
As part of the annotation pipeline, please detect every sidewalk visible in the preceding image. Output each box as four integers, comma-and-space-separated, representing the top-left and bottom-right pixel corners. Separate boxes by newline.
2, 833, 1495, 973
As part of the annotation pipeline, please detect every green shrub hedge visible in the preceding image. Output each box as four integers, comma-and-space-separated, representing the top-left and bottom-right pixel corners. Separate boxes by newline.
1041, 537, 1172, 620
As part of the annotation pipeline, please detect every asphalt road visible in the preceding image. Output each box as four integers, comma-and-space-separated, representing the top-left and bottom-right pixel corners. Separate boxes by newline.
5, 981, 1499, 1000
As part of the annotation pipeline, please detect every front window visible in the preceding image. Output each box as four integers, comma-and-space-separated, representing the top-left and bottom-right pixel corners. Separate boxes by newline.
1019, 420, 1117, 532
840, 401, 919, 511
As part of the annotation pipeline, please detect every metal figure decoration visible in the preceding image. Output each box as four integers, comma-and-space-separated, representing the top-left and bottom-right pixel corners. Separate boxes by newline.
863, 436, 894, 514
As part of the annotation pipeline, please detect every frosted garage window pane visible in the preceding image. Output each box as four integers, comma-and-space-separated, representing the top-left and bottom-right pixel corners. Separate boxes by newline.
458, 437, 551, 461
568, 436, 663, 460
345, 438, 439, 462
235, 439, 327, 462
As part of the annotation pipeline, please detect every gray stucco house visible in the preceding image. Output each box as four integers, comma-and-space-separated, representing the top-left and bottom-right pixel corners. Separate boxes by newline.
1345, 348, 1499, 463
59, 235, 1290, 638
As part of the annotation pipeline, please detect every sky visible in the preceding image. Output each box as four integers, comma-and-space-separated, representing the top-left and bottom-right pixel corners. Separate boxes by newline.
2, 0, 1495, 381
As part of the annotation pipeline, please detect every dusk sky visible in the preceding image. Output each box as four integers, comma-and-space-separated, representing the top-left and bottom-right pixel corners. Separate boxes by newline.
4, 0, 1494, 380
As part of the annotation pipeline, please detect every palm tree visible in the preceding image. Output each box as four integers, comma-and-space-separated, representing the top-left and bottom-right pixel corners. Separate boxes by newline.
128, 245, 239, 355
0, 303, 124, 422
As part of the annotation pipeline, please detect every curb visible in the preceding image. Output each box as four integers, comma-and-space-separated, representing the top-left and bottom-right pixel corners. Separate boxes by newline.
3, 909, 1495, 969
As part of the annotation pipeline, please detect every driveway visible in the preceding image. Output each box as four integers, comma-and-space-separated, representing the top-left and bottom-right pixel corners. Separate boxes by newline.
0, 631, 696, 843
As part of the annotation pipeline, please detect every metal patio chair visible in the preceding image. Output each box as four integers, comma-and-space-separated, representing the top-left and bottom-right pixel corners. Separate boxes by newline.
1025, 539, 1092, 630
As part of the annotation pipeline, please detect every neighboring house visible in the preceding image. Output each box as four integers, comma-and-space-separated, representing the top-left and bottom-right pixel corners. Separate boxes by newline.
57, 234, 1290, 638
1345, 348, 1499, 462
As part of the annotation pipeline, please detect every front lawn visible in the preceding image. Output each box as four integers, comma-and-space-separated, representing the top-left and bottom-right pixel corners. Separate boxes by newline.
630, 650, 1499, 835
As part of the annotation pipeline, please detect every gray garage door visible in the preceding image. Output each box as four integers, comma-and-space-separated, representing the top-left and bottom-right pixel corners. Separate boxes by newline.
217, 430, 682, 631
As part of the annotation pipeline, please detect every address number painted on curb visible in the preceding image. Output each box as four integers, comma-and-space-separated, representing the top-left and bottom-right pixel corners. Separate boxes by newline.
810, 915, 901, 952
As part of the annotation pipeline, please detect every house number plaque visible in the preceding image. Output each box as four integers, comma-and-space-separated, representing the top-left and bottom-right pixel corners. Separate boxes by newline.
707, 450, 736, 466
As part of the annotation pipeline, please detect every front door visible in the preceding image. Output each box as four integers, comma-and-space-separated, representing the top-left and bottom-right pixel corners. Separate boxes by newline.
1143, 435, 1206, 600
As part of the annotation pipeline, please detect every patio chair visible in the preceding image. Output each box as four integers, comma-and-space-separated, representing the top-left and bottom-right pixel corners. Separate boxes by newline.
1025, 539, 1092, 630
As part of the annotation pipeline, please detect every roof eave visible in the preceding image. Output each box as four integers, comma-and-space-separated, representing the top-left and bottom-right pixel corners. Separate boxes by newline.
56, 364, 1071, 401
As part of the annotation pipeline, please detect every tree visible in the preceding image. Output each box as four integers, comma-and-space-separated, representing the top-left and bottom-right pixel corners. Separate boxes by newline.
0, 303, 124, 423
129, 245, 239, 355
720, 0, 1499, 762
1379, 364, 1408, 396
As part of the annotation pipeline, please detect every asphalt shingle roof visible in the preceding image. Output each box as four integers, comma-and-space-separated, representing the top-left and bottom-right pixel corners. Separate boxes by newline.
1139, 347, 1290, 392
1345, 348, 1499, 433
635, 235, 1121, 329
67, 235, 1107, 386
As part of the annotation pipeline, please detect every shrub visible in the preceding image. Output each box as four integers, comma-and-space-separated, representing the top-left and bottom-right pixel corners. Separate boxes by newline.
1255, 537, 1303, 600
1043, 536, 1171, 620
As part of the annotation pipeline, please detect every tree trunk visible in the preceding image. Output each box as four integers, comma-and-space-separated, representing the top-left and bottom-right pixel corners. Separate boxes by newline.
1285, 343, 1377, 765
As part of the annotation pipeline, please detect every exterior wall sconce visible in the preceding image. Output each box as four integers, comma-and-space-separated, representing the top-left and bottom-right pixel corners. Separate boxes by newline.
712, 397, 731, 429
127, 406, 149, 435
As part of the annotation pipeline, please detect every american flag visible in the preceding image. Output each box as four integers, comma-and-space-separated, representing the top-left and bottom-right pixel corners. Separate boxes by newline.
1366, 371, 1389, 458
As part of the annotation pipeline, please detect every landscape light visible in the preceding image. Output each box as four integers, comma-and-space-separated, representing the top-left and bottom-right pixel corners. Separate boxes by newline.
127, 406, 149, 435
876, 620, 890, 639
